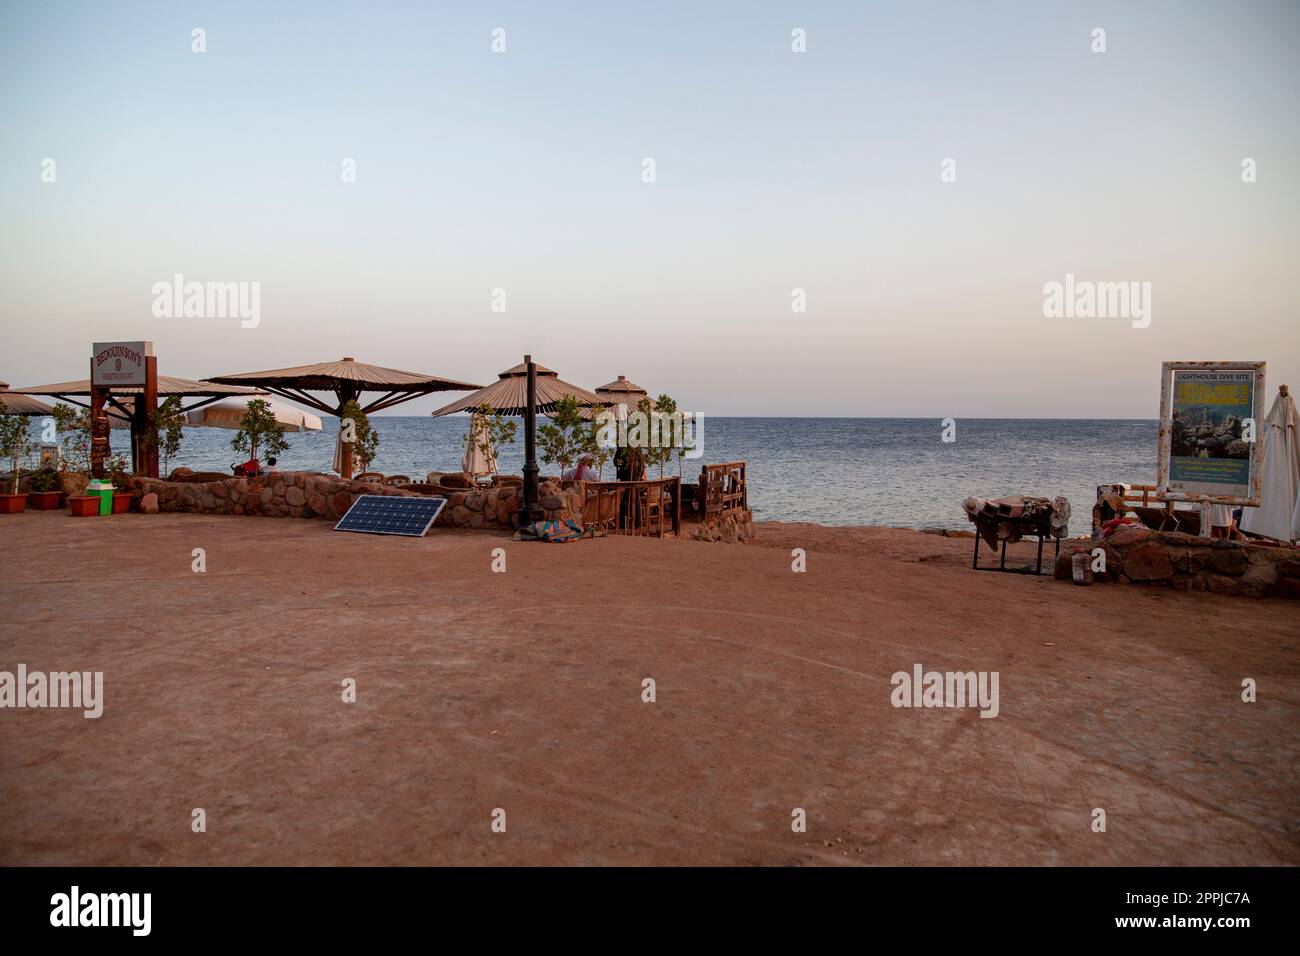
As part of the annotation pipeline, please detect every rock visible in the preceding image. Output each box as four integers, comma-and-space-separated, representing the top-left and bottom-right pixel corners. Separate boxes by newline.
140, 493, 159, 514
1107, 527, 1158, 549
286, 486, 306, 507
540, 495, 564, 511
466, 492, 484, 512
1122, 541, 1175, 582
451, 505, 470, 525
211, 482, 228, 499
1206, 546, 1249, 576
309, 494, 327, 513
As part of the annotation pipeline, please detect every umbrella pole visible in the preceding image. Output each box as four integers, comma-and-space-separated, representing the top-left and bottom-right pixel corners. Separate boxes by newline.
520, 355, 543, 527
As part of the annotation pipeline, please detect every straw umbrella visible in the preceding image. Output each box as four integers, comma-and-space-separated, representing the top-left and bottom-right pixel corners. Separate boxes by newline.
1241, 384, 1299, 542
594, 375, 649, 413
433, 357, 603, 526
208, 357, 482, 478
10, 374, 265, 474
0, 381, 55, 417
429, 360, 603, 417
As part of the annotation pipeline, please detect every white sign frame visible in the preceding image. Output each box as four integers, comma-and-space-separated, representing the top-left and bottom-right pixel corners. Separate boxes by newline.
1156, 360, 1265, 507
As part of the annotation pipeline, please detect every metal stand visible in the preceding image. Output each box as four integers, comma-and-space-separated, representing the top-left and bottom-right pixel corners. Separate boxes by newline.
972, 524, 1059, 576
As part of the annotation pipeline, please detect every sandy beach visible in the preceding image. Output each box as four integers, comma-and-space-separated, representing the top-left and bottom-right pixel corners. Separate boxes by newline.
1, 511, 1295, 866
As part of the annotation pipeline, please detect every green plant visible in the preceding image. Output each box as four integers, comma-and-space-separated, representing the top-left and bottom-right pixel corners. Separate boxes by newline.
462, 402, 517, 475
231, 398, 290, 463
583, 404, 613, 480
538, 394, 590, 476
149, 396, 185, 475
50, 404, 125, 480
338, 399, 379, 474
0, 403, 32, 494
31, 469, 59, 492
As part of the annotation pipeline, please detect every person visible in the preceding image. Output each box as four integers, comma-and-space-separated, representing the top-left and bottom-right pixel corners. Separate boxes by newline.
259, 456, 278, 476
614, 445, 646, 482
1210, 502, 1244, 540
563, 455, 597, 481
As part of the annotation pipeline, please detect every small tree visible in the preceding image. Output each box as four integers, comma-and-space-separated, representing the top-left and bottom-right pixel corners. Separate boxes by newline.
538, 394, 588, 476
149, 396, 185, 475
52, 403, 90, 473
231, 398, 289, 464
0, 402, 32, 494
584, 404, 614, 480
339, 399, 379, 474
462, 402, 517, 475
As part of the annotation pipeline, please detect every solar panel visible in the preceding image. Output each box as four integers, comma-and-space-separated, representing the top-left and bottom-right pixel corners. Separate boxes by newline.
334, 495, 447, 537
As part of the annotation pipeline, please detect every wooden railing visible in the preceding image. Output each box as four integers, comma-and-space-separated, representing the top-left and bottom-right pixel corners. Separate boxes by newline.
576, 477, 682, 538
699, 461, 747, 518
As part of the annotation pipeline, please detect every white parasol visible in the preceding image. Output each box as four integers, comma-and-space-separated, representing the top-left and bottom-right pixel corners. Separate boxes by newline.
185, 397, 323, 432
1240, 385, 1299, 542
461, 412, 498, 477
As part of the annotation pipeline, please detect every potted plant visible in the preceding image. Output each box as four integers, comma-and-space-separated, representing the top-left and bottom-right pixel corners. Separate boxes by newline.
109, 462, 133, 513
0, 404, 31, 513
27, 469, 64, 509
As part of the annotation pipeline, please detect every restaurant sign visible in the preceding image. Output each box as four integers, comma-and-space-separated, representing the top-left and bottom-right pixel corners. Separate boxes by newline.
92, 341, 153, 387
1157, 360, 1265, 505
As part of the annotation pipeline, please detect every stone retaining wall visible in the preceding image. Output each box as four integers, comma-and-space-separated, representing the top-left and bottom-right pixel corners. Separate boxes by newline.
1055, 527, 1300, 599
127, 472, 584, 530
687, 510, 758, 543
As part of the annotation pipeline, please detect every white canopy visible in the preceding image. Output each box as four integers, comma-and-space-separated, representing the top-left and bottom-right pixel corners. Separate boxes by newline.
185, 397, 323, 433
1240, 386, 1299, 542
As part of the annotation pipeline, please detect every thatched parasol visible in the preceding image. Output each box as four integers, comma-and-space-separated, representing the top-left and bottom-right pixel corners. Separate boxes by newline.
594, 375, 649, 412
0, 381, 55, 417
431, 361, 603, 417
208, 356, 483, 477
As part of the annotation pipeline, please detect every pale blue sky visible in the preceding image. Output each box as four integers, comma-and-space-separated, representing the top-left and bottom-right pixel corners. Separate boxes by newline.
1, 0, 1296, 416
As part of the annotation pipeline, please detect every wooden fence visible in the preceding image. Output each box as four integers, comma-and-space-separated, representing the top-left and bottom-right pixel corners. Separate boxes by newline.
578, 477, 681, 538
699, 461, 747, 518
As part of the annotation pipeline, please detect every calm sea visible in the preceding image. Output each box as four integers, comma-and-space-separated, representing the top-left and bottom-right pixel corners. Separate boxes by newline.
96, 416, 1157, 531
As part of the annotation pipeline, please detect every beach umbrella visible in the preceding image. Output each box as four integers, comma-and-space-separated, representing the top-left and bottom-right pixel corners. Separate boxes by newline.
461, 412, 498, 477
430, 361, 603, 417
0, 381, 55, 417
1241, 385, 1299, 542
594, 375, 649, 412
184, 397, 323, 432
208, 356, 481, 478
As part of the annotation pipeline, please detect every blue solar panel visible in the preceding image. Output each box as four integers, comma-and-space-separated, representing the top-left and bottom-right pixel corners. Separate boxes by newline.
334, 495, 446, 537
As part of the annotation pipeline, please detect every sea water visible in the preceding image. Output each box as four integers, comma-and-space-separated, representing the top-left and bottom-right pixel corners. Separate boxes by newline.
100, 416, 1156, 531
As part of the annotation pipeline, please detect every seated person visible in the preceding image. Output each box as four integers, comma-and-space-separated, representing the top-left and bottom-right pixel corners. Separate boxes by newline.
562, 455, 598, 482
259, 456, 279, 476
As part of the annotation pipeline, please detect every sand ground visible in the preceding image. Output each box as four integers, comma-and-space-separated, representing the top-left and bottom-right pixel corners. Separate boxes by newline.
1, 511, 1296, 866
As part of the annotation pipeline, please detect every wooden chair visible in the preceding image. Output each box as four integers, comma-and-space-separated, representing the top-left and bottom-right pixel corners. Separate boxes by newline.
384, 475, 411, 486
356, 471, 385, 483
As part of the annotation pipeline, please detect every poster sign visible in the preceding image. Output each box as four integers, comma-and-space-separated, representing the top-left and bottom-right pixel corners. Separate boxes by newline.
92, 341, 152, 387
1157, 361, 1265, 504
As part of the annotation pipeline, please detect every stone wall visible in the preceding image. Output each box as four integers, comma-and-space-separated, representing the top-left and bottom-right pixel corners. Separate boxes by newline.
126, 472, 584, 531
1054, 527, 1300, 599
687, 510, 757, 544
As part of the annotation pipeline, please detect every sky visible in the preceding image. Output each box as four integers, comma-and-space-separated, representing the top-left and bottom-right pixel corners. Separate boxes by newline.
1, 0, 1296, 418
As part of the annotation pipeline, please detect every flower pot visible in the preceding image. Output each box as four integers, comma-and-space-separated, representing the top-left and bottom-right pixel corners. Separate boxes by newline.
0, 493, 27, 514
111, 492, 133, 514
27, 491, 65, 510
67, 495, 99, 517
